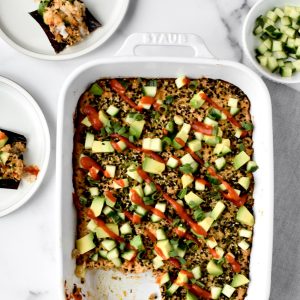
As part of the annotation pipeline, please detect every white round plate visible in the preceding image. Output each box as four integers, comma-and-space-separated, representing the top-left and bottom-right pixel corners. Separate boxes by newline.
0, 0, 129, 60
0, 76, 50, 217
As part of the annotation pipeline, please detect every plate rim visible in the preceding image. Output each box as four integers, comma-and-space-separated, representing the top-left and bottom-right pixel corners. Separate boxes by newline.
0, 76, 51, 217
0, 0, 130, 61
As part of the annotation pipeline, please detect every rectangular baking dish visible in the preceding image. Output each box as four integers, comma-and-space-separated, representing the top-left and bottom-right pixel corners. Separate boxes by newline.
56, 33, 273, 300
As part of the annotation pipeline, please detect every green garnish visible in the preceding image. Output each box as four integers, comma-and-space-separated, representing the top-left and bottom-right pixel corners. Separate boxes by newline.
89, 83, 103, 96
193, 208, 205, 221
165, 95, 174, 105
178, 188, 188, 199
162, 137, 172, 147
79, 196, 88, 206
38, 0, 50, 15
242, 122, 254, 131
143, 197, 155, 205
179, 164, 194, 174
147, 80, 157, 87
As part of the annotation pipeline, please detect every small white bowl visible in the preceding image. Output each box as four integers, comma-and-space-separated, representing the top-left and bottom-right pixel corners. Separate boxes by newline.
243, 0, 300, 84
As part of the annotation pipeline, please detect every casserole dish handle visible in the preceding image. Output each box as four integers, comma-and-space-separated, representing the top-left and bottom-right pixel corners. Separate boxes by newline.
116, 32, 214, 59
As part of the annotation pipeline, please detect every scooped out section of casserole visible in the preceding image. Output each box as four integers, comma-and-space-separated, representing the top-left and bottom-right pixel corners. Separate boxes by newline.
71, 76, 258, 299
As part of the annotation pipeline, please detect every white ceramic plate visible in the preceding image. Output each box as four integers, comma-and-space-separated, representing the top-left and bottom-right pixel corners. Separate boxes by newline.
0, 76, 50, 217
0, 0, 129, 60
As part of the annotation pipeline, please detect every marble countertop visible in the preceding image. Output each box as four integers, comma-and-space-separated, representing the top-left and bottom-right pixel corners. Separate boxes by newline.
0, 0, 299, 299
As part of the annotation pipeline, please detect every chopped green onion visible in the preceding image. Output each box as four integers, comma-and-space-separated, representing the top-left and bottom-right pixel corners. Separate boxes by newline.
129, 135, 136, 143
193, 208, 205, 221
143, 197, 155, 205
178, 188, 188, 199
179, 164, 194, 174
177, 257, 187, 265
165, 95, 174, 105
189, 80, 199, 90
162, 137, 172, 147
79, 196, 88, 206
147, 80, 157, 87
242, 122, 254, 131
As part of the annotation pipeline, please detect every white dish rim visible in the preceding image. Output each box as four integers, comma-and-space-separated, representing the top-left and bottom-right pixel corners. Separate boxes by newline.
0, 0, 130, 61
0, 76, 51, 217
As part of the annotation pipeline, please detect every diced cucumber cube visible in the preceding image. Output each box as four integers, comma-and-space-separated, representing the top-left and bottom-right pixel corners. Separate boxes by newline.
222, 284, 235, 298
106, 105, 120, 117
120, 223, 132, 235
84, 132, 94, 149
215, 157, 226, 170
101, 239, 117, 251
238, 240, 250, 250
167, 156, 179, 168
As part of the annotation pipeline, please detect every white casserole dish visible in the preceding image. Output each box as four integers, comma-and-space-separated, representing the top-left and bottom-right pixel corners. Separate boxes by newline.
57, 33, 274, 300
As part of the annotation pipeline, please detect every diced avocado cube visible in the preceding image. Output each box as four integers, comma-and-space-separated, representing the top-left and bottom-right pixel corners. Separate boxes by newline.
144, 182, 156, 195
143, 85, 157, 97
204, 116, 218, 127
111, 258, 122, 267
107, 248, 119, 261
127, 165, 143, 183
186, 291, 198, 300
190, 93, 205, 109
238, 240, 250, 250
113, 179, 129, 189
90, 253, 98, 262
142, 138, 152, 150
90, 196, 105, 217
130, 235, 144, 251
215, 246, 224, 259
231, 274, 250, 288
211, 201, 226, 220
203, 136, 222, 146
246, 161, 259, 172
195, 179, 206, 191
215, 157, 226, 170
0, 152, 10, 164
207, 260, 223, 276
90, 83, 103, 96
81, 116, 91, 127
238, 177, 251, 190
151, 202, 167, 222
166, 283, 180, 296
135, 205, 147, 216
150, 138, 162, 152
230, 107, 240, 116
239, 228, 252, 238
191, 265, 201, 279
156, 239, 172, 259
194, 132, 203, 141
103, 206, 113, 215
211, 286, 222, 299
89, 187, 99, 196
188, 139, 202, 152
181, 174, 194, 188
236, 206, 254, 226
153, 256, 164, 269
233, 151, 250, 170
101, 239, 117, 251
95, 224, 119, 239
184, 191, 203, 208
92, 141, 114, 153
157, 272, 170, 285
130, 185, 144, 198
228, 97, 238, 107
222, 284, 235, 298
104, 165, 115, 178
142, 157, 165, 175
174, 115, 184, 125
84, 132, 94, 149
206, 237, 217, 248
121, 250, 136, 261
76, 233, 96, 254
99, 110, 110, 127
213, 143, 231, 156
175, 75, 189, 89
129, 120, 145, 139
167, 156, 179, 168
87, 220, 97, 232
106, 105, 120, 116
120, 222, 132, 235
156, 229, 167, 240
198, 216, 214, 232
99, 250, 108, 259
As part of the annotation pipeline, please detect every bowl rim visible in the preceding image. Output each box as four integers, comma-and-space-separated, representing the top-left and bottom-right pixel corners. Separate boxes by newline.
242, 0, 300, 84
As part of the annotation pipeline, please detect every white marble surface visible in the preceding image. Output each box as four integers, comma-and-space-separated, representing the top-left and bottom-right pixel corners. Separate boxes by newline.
0, 0, 299, 299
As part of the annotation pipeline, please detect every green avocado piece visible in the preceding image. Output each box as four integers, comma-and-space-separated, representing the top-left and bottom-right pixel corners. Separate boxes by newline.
130, 235, 144, 251
231, 274, 250, 288
142, 157, 165, 175
129, 120, 145, 139
236, 206, 254, 226
233, 151, 250, 170
76, 232, 96, 254
207, 260, 223, 276
90, 83, 103, 96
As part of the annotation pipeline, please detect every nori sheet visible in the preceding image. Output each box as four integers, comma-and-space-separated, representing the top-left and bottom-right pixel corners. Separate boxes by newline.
29, 7, 101, 54
0, 129, 27, 190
